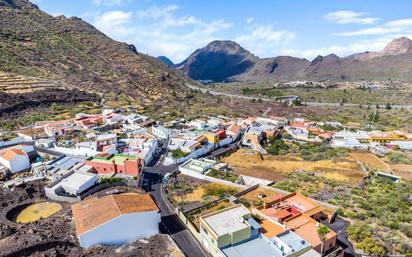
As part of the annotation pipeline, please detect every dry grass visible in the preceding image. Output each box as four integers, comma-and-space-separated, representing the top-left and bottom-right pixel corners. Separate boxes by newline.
223, 149, 366, 185
240, 187, 285, 203
16, 202, 62, 223
175, 183, 240, 203
391, 164, 412, 181
349, 152, 392, 172
184, 186, 207, 202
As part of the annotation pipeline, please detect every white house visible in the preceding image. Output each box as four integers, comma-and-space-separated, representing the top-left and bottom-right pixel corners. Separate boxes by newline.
104, 113, 123, 125
331, 131, 369, 149
0, 148, 31, 173
45, 169, 97, 202
124, 114, 148, 125
152, 125, 170, 140
189, 119, 208, 130
71, 193, 160, 248
226, 124, 241, 141
121, 133, 158, 166
179, 158, 216, 178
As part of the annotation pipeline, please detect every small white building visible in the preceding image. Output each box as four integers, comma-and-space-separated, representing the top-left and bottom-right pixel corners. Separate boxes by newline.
0, 148, 31, 173
226, 124, 241, 140
179, 158, 216, 178
121, 133, 158, 166
45, 169, 97, 202
61, 171, 97, 195
152, 125, 170, 140
104, 113, 123, 124
71, 193, 160, 248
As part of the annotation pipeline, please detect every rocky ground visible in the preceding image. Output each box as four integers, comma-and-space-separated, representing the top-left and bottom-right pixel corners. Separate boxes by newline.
0, 88, 100, 116
0, 182, 183, 257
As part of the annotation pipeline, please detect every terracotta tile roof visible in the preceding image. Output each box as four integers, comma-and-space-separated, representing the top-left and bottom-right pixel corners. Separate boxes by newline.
289, 218, 336, 248
0, 149, 26, 161
71, 193, 159, 235
260, 219, 285, 238
227, 124, 240, 135
269, 116, 287, 121
290, 122, 307, 129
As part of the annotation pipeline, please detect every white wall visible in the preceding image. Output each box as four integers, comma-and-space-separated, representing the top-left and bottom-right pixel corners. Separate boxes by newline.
53, 145, 117, 157
0, 155, 30, 173
62, 175, 98, 195
79, 211, 160, 248
0, 137, 25, 147
163, 143, 214, 165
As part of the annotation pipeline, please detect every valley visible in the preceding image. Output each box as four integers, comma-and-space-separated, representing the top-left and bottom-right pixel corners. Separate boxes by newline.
0, 1, 411, 257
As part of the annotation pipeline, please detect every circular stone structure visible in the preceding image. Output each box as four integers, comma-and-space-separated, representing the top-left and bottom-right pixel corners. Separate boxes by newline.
15, 202, 62, 223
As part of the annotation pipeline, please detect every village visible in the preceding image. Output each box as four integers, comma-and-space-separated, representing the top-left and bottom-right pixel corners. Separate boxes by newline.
0, 108, 411, 257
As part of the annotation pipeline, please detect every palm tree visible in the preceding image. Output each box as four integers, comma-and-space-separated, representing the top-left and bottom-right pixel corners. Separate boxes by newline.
317, 224, 330, 256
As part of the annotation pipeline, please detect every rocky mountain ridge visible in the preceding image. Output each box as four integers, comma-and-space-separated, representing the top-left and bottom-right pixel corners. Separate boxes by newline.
177, 37, 412, 82
0, 0, 193, 103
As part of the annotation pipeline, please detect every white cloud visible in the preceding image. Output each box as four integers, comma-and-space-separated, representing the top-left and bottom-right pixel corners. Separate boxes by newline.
280, 36, 401, 60
92, 5, 233, 62
335, 18, 412, 37
385, 19, 412, 27
235, 26, 295, 57
335, 27, 401, 36
93, 0, 124, 7
325, 10, 378, 25
94, 10, 134, 38
246, 17, 254, 24
137, 5, 179, 19
137, 5, 201, 27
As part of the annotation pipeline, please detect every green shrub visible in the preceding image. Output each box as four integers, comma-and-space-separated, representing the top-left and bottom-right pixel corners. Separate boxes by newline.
202, 184, 237, 198
171, 148, 189, 159
99, 177, 126, 184
387, 152, 411, 164
266, 139, 289, 155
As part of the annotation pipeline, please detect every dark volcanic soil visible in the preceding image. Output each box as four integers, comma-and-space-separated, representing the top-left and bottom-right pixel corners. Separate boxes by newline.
0, 182, 181, 257
0, 89, 100, 116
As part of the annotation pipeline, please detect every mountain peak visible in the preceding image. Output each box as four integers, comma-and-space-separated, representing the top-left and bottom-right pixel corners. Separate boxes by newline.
157, 56, 175, 68
0, 0, 38, 9
382, 37, 412, 55
203, 40, 248, 55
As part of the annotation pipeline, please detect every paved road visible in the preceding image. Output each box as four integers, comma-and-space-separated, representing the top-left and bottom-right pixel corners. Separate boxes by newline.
322, 217, 358, 257
204, 141, 240, 159
186, 83, 412, 110
142, 165, 209, 257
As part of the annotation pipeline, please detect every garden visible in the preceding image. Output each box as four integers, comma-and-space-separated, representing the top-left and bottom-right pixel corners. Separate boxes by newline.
273, 172, 412, 256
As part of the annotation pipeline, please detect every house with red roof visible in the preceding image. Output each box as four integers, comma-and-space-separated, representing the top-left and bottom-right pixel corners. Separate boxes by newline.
71, 193, 160, 248
0, 148, 30, 173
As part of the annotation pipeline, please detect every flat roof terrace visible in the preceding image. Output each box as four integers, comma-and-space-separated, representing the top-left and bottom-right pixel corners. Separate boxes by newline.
282, 193, 319, 213
202, 205, 250, 237
222, 237, 280, 257
89, 154, 138, 165
179, 159, 216, 174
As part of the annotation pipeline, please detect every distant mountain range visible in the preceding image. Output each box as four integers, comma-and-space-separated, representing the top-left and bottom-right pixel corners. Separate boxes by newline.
157, 56, 176, 68
162, 37, 412, 82
0, 0, 192, 102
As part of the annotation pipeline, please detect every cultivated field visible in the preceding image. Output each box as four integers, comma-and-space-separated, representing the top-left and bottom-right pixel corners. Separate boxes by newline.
349, 152, 392, 172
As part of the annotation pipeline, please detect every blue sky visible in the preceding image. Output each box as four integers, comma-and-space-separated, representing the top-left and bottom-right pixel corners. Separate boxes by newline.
32, 0, 412, 63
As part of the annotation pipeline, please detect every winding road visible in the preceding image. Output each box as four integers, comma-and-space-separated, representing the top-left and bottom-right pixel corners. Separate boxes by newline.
142, 164, 209, 257
186, 83, 412, 110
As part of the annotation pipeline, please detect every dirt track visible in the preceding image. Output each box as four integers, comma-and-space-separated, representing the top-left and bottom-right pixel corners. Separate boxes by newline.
0, 182, 182, 257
